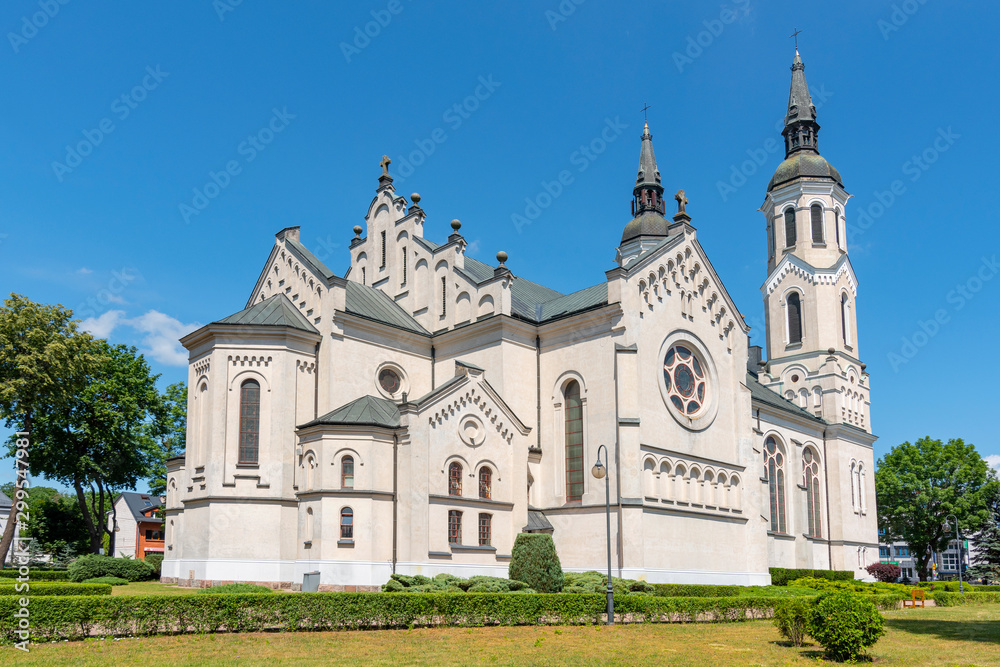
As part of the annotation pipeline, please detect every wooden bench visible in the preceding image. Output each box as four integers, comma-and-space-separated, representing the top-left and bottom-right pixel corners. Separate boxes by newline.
902, 589, 926, 608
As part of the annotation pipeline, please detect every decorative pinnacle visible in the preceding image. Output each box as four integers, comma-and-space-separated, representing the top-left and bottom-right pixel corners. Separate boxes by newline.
496, 250, 508, 265
353, 225, 363, 237
451, 219, 462, 232
410, 192, 421, 204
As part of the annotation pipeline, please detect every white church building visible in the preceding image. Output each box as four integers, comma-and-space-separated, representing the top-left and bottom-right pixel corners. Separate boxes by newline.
162, 51, 878, 590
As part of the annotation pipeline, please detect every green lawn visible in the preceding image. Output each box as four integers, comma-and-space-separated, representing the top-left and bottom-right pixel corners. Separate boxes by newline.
111, 581, 202, 596
7, 603, 999, 666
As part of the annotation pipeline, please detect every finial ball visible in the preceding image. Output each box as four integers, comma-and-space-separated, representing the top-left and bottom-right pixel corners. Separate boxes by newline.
411, 193, 421, 204
353, 225, 363, 236
451, 219, 462, 231
496, 251, 508, 265
828, 347, 836, 355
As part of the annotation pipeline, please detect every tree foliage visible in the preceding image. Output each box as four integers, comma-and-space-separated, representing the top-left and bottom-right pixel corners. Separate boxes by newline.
0, 483, 89, 557
967, 491, 1000, 583
865, 563, 902, 583
875, 437, 999, 580
0, 294, 101, 565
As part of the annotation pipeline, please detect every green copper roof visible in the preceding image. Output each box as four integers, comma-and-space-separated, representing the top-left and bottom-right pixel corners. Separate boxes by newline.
300, 395, 401, 429
215, 294, 318, 333
768, 153, 843, 191
344, 281, 430, 335
745, 372, 826, 424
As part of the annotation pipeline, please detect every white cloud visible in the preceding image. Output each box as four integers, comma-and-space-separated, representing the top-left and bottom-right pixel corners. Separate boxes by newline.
76, 267, 93, 275
984, 455, 1000, 472
80, 309, 200, 367
80, 310, 126, 338
125, 310, 201, 366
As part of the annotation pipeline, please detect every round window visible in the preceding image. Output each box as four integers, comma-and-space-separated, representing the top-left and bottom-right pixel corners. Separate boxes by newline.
378, 368, 401, 394
663, 344, 707, 416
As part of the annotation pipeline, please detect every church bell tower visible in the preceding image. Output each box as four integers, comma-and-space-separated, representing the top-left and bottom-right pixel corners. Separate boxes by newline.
759, 50, 871, 432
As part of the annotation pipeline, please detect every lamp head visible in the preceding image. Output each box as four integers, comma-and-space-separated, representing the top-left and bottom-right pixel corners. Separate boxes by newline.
592, 460, 607, 479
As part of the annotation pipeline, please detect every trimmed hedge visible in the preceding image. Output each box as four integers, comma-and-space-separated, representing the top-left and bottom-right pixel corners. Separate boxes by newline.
769, 568, 854, 586
196, 584, 273, 595
652, 584, 742, 597
0, 592, 907, 643
0, 582, 112, 597
932, 591, 1000, 606
83, 577, 129, 586
0, 570, 69, 582
68, 555, 154, 582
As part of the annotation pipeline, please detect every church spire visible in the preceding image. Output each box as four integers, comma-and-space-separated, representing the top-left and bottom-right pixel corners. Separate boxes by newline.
633, 122, 665, 216
782, 50, 821, 158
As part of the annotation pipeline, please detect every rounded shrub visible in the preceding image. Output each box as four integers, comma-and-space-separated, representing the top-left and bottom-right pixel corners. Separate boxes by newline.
772, 598, 810, 646
68, 555, 154, 582
83, 576, 129, 586
196, 583, 274, 594
145, 554, 164, 578
807, 592, 885, 661
508, 533, 565, 593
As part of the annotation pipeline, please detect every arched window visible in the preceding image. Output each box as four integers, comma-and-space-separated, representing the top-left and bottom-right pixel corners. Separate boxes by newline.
787, 293, 803, 344
448, 509, 462, 544
341, 455, 354, 489
764, 437, 786, 533
304, 454, 316, 490
784, 207, 796, 247
841, 293, 851, 346
811, 204, 824, 243
857, 463, 867, 514
238, 379, 260, 464
643, 459, 656, 498
564, 380, 584, 502
768, 222, 776, 258
850, 462, 859, 512
449, 462, 463, 496
803, 449, 822, 538
197, 381, 208, 465
478, 466, 492, 499
478, 513, 491, 546
835, 207, 842, 247
340, 507, 353, 539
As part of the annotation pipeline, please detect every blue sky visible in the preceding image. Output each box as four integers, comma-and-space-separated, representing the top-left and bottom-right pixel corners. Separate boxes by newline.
1, 1, 998, 491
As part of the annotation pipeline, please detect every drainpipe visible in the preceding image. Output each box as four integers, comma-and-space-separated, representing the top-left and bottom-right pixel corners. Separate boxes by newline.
392, 432, 398, 575
822, 427, 833, 569
612, 349, 624, 575
313, 342, 320, 419
431, 345, 436, 389
535, 336, 541, 450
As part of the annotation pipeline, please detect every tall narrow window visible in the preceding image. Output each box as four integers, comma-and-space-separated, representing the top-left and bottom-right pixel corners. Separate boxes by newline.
441, 277, 447, 316
811, 204, 823, 243
380, 231, 386, 268
803, 449, 822, 538
449, 462, 462, 496
361, 267, 366, 285
835, 207, 842, 247
478, 466, 492, 499
564, 380, 584, 501
341, 455, 354, 489
238, 380, 260, 464
448, 510, 462, 544
768, 222, 776, 258
841, 293, 851, 346
341, 507, 353, 539
764, 437, 786, 533
850, 462, 859, 512
401, 247, 407, 285
478, 513, 492, 546
784, 207, 796, 247
787, 293, 803, 344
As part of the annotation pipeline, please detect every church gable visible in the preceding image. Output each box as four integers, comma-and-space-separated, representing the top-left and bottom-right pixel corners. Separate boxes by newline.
246, 227, 333, 330
627, 232, 747, 351
763, 251, 858, 299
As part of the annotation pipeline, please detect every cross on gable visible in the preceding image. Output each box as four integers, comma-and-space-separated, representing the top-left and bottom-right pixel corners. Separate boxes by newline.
380, 155, 391, 176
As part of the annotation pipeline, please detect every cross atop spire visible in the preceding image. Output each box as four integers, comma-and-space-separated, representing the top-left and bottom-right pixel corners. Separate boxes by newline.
632, 121, 665, 217
789, 27, 802, 50
781, 49, 820, 158
641, 102, 652, 123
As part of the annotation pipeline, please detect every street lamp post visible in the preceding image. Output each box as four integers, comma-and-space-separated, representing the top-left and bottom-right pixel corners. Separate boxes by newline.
592, 445, 614, 625
945, 514, 964, 594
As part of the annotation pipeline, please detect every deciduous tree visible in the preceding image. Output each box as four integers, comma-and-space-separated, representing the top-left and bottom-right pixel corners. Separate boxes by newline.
875, 437, 999, 580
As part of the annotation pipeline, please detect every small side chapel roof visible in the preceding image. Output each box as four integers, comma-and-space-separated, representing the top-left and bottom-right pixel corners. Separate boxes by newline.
215, 294, 318, 333
745, 372, 826, 424
301, 395, 401, 429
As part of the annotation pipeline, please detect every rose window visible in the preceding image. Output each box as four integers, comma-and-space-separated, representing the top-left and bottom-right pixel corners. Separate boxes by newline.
378, 368, 401, 394
663, 345, 707, 416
